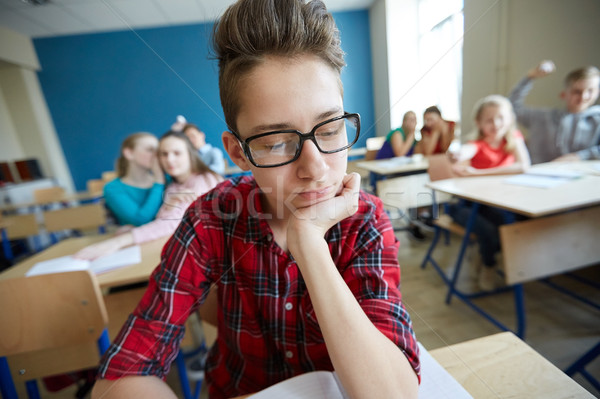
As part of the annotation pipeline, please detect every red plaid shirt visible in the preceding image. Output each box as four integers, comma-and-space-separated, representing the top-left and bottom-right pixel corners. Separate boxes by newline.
98, 176, 420, 398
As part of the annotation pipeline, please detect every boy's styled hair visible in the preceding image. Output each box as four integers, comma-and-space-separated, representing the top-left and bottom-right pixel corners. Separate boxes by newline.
564, 66, 600, 87
472, 94, 518, 152
116, 132, 155, 178
212, 0, 346, 133
159, 130, 214, 176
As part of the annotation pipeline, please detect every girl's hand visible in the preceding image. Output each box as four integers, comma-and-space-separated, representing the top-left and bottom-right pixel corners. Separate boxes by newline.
74, 234, 133, 260
528, 60, 555, 79
452, 164, 477, 177
287, 173, 360, 246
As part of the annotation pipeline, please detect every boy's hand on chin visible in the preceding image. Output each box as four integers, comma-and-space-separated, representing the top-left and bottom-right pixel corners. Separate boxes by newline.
287, 173, 360, 241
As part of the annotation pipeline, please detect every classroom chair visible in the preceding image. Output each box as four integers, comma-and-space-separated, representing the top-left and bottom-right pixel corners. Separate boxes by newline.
43, 203, 108, 244
101, 171, 117, 182
0, 270, 110, 399
86, 179, 106, 195
32, 187, 65, 204
0, 213, 41, 265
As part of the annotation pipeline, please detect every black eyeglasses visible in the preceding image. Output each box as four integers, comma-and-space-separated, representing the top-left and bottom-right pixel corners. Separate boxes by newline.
232, 112, 360, 168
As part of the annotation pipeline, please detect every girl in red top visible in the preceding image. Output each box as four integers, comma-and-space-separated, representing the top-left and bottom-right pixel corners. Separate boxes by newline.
414, 105, 456, 156
452, 94, 530, 175
449, 95, 531, 291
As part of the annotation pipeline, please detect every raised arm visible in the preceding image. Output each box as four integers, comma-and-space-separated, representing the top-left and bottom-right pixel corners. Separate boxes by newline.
286, 173, 419, 399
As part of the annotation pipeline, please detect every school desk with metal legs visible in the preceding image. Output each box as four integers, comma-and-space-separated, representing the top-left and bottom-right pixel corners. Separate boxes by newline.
424, 161, 600, 339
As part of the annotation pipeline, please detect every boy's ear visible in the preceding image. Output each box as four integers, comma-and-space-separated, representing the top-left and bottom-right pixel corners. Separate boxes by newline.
559, 90, 566, 100
222, 131, 252, 171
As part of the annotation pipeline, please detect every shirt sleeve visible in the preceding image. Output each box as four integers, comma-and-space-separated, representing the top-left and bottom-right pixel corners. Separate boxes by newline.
208, 147, 226, 175
508, 77, 550, 128
130, 175, 222, 244
104, 182, 164, 226
98, 207, 214, 379
339, 196, 421, 381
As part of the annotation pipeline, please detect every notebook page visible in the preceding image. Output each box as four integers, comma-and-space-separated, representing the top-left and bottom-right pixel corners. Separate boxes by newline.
26, 246, 142, 276
503, 174, 569, 188
26, 256, 90, 276
90, 245, 141, 274
248, 370, 345, 399
418, 342, 473, 399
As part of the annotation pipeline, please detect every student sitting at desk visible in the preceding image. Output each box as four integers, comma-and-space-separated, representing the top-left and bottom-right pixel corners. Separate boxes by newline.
509, 60, 600, 163
448, 94, 531, 291
376, 111, 417, 159
91, 1, 420, 398
103, 132, 165, 228
414, 106, 456, 156
76, 131, 222, 260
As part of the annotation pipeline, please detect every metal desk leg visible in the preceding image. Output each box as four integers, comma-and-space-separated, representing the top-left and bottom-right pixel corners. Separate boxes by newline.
445, 202, 479, 304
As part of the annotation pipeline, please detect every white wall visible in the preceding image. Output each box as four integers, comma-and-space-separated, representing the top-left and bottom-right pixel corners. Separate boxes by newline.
0, 28, 74, 192
369, 0, 391, 137
0, 80, 24, 160
462, 0, 600, 137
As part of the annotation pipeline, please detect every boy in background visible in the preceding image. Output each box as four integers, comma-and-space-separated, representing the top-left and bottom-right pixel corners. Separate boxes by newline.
509, 60, 600, 164
91, 0, 420, 398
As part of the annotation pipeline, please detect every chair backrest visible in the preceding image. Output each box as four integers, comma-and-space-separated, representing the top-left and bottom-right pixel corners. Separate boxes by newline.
32, 187, 65, 204
87, 179, 106, 195
364, 136, 386, 161
427, 154, 457, 182
101, 171, 117, 182
0, 270, 108, 381
1, 214, 39, 240
43, 203, 107, 233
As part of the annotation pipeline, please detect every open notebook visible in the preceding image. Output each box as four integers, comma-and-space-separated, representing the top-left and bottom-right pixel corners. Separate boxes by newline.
25, 245, 141, 277
249, 343, 472, 398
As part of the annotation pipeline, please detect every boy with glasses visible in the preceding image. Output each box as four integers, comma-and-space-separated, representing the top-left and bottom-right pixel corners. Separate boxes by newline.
92, 1, 420, 398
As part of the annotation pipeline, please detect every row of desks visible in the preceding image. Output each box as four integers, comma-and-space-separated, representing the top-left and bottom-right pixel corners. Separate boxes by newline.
0, 233, 596, 396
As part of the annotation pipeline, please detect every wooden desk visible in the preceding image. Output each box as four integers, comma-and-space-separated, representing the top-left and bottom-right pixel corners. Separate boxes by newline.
430, 332, 594, 398
425, 161, 600, 337
426, 161, 600, 218
355, 156, 429, 178
0, 190, 103, 214
0, 235, 168, 290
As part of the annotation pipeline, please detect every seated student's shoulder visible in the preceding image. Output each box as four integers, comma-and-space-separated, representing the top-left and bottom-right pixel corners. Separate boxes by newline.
193, 175, 256, 216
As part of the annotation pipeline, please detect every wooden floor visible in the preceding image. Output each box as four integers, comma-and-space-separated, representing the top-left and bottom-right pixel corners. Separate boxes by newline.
28, 225, 600, 398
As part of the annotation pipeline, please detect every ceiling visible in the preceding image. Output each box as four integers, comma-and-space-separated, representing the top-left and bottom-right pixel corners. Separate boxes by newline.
0, 0, 375, 38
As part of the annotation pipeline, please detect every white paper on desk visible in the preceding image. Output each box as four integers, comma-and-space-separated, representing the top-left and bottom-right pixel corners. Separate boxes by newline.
503, 174, 569, 188
247, 343, 471, 399
418, 342, 473, 398
26, 245, 141, 276
248, 370, 347, 398
376, 157, 413, 169
525, 169, 584, 179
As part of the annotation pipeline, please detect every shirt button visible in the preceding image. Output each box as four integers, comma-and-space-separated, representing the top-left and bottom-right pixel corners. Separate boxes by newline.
285, 302, 293, 311
265, 233, 273, 242
286, 350, 293, 359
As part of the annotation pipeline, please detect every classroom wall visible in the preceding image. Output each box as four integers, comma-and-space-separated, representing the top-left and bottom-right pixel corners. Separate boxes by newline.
462, 0, 600, 137
0, 27, 74, 191
369, 0, 391, 138
0, 81, 24, 160
32, 10, 375, 191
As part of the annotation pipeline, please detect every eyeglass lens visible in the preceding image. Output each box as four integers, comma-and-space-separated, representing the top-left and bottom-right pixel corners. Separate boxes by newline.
247, 115, 359, 167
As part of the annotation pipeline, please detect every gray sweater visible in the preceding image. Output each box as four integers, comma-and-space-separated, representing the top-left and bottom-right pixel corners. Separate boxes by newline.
509, 77, 600, 164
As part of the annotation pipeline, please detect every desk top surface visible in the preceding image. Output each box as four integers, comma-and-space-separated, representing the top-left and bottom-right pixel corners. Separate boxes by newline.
356, 156, 429, 176
427, 161, 600, 217
0, 235, 168, 289
430, 332, 594, 398
0, 191, 103, 212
